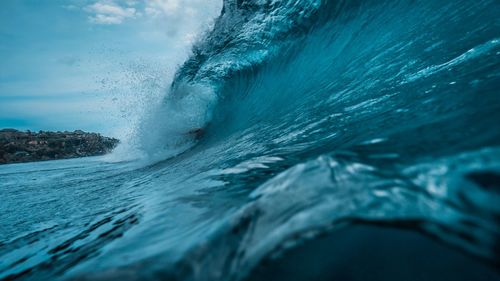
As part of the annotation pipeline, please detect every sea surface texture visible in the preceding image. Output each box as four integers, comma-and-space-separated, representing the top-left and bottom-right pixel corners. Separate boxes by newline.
1, 0, 500, 280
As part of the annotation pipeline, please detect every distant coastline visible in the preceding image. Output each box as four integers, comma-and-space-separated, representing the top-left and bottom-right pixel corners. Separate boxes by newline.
0, 129, 119, 165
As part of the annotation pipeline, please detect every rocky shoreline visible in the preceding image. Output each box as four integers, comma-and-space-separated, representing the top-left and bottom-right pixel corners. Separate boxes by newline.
0, 129, 119, 165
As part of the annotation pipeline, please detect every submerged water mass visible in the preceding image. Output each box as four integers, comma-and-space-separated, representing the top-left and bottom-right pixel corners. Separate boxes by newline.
1, 0, 500, 280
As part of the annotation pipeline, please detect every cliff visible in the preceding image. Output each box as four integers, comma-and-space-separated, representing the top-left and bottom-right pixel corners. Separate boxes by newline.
0, 129, 119, 165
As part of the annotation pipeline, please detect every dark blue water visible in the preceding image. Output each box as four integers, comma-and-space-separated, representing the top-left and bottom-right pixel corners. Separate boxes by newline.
1, 0, 500, 280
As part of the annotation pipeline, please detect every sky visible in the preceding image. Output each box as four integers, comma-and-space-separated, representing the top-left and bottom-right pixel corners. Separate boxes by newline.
0, 0, 222, 137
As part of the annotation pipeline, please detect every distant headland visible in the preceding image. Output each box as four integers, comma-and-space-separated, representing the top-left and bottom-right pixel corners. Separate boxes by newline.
0, 129, 119, 165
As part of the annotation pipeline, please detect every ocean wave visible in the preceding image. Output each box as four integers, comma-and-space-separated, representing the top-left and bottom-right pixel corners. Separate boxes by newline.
2, 0, 499, 280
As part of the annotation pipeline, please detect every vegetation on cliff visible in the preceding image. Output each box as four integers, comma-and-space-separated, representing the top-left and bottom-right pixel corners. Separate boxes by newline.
0, 129, 119, 164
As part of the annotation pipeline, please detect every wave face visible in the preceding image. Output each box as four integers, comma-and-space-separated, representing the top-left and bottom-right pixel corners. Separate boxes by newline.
1, 0, 500, 280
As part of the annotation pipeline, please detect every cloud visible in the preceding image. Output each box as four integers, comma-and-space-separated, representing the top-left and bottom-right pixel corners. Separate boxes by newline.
83, 0, 222, 30
85, 1, 137, 25
145, 0, 180, 16
142, 0, 223, 44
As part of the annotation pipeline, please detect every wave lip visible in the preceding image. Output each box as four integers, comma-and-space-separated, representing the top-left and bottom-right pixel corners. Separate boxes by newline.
161, 0, 330, 136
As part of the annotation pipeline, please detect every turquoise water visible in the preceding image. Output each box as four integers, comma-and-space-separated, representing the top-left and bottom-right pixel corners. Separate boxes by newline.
1, 0, 500, 280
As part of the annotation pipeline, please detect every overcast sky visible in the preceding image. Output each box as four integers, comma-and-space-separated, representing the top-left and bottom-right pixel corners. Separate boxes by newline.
0, 0, 222, 137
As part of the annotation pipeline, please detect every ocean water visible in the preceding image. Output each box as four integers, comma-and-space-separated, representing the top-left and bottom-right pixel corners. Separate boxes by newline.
1, 0, 500, 280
